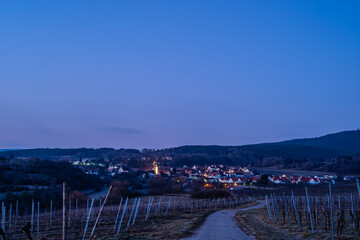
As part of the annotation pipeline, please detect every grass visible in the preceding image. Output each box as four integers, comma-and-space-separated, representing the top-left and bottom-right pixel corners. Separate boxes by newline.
97, 210, 215, 240
178, 209, 216, 238
99, 201, 257, 240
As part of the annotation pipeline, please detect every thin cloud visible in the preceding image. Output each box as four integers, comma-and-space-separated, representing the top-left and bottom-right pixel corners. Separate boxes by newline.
102, 126, 143, 135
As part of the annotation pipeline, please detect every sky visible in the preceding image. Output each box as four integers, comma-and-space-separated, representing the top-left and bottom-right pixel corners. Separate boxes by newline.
1, 1, 360, 149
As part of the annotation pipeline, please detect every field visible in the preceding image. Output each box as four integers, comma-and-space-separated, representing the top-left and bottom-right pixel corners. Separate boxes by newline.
2, 182, 359, 240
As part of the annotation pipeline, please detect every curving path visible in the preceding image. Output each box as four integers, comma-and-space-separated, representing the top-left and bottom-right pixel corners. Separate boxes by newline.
181, 201, 265, 240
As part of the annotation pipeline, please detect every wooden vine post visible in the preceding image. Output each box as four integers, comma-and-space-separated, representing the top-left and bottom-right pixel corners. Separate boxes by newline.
89, 185, 113, 240
292, 191, 301, 230
283, 192, 290, 227
329, 182, 334, 240
62, 182, 67, 240
305, 187, 314, 234
117, 197, 129, 235
113, 198, 123, 230
82, 198, 94, 240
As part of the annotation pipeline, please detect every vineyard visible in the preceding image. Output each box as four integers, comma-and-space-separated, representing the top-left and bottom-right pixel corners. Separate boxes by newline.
2, 181, 360, 240
0, 185, 254, 240
264, 180, 360, 239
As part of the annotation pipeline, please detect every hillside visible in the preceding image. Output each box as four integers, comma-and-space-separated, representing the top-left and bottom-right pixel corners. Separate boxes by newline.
158, 130, 360, 160
0, 149, 20, 152
278, 130, 360, 155
238, 130, 360, 159
0, 148, 141, 159
1, 130, 359, 166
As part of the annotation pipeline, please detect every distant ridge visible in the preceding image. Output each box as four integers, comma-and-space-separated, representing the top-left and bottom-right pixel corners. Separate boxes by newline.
239, 130, 360, 158
0, 149, 21, 152
278, 130, 360, 155
1, 130, 359, 161
0, 148, 141, 159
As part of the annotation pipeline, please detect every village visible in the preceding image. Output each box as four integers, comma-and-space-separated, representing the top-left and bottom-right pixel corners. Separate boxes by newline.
70, 157, 340, 192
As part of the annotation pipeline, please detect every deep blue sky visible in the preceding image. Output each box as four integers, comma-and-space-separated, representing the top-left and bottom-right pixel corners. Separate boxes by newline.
1, 1, 359, 149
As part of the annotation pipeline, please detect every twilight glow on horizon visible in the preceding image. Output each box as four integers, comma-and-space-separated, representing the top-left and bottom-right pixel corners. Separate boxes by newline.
1, 1, 359, 149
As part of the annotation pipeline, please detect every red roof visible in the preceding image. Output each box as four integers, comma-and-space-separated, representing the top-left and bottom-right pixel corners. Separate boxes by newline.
209, 172, 219, 176
251, 177, 260, 182
300, 177, 312, 182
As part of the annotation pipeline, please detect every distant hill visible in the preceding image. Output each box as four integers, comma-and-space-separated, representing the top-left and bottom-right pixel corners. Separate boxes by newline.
0, 149, 20, 152
155, 130, 360, 172
240, 130, 360, 159
157, 130, 360, 160
0, 148, 141, 159
278, 130, 360, 155
1, 130, 359, 164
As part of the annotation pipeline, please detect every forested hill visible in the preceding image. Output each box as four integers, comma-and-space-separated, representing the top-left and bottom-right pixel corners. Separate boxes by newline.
1, 130, 359, 163
0, 148, 141, 159
159, 130, 360, 159
277, 130, 360, 155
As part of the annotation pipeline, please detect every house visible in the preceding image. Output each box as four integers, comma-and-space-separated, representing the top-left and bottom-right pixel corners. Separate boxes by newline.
239, 177, 247, 183
290, 176, 300, 184
118, 167, 129, 174
235, 171, 245, 177
280, 176, 290, 184
208, 172, 221, 179
219, 178, 231, 183
309, 178, 320, 184
269, 176, 281, 184
88, 170, 98, 175
251, 176, 260, 183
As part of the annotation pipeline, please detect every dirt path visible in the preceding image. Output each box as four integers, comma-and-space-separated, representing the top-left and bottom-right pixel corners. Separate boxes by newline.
181, 201, 265, 240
